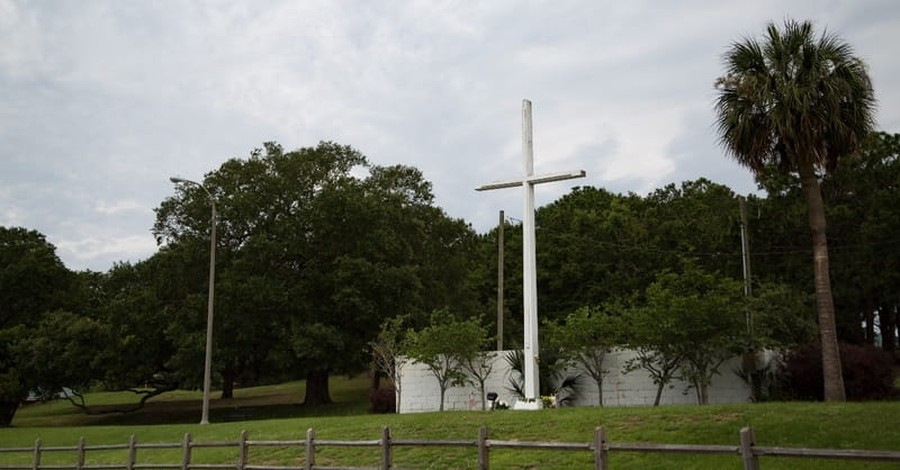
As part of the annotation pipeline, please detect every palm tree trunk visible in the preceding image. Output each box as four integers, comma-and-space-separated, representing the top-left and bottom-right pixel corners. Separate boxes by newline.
798, 162, 846, 401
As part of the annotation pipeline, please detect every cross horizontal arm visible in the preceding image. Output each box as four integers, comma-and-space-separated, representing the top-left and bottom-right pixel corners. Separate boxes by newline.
475, 169, 586, 192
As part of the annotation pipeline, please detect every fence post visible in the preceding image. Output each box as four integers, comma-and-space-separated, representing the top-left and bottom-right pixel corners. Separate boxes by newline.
127, 435, 137, 470
238, 431, 249, 470
181, 433, 192, 470
305, 428, 315, 470
76, 437, 85, 470
594, 427, 608, 470
477, 425, 489, 470
740, 427, 760, 470
32, 439, 41, 470
381, 426, 392, 470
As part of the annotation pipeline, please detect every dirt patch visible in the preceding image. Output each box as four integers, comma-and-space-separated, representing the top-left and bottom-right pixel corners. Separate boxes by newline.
613, 414, 648, 430
713, 412, 744, 423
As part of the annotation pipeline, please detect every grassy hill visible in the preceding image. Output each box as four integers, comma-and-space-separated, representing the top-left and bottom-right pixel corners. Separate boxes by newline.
11, 376, 371, 427
2, 376, 899, 469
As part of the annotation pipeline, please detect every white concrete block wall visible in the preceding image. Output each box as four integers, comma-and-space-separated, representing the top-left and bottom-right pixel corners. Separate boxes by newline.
398, 349, 751, 413
398, 352, 518, 413
570, 349, 752, 407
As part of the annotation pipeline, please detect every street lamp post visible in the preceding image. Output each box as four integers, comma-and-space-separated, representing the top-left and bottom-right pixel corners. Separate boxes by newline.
169, 176, 216, 425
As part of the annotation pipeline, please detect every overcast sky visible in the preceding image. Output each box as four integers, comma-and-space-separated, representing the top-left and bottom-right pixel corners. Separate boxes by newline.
2, 0, 898, 272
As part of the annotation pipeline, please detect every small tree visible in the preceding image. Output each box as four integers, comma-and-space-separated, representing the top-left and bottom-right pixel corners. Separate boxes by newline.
630, 265, 746, 405
453, 317, 495, 410
461, 351, 496, 410
369, 315, 411, 413
405, 311, 472, 411
545, 306, 623, 406
632, 263, 745, 405
623, 309, 684, 406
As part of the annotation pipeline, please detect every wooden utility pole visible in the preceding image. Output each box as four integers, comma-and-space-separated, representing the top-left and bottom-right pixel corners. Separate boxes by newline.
497, 210, 505, 351
739, 197, 752, 333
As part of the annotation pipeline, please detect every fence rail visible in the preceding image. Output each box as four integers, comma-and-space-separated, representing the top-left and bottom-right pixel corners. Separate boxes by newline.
1, 426, 898, 470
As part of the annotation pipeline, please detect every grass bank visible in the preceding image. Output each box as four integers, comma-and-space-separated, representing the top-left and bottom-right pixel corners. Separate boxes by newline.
2, 378, 898, 469
11, 376, 371, 427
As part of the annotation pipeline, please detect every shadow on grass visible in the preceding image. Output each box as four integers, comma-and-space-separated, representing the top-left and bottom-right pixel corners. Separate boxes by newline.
14, 376, 374, 427
71, 400, 371, 426
18, 397, 371, 427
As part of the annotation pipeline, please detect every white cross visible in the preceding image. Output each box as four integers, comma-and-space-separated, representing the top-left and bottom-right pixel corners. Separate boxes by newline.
476, 100, 586, 407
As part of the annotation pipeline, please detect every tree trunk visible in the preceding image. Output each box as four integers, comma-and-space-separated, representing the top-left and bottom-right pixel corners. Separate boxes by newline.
303, 369, 332, 406
798, 163, 846, 401
882, 306, 898, 353
863, 293, 875, 346
370, 369, 381, 390
0, 401, 18, 427
594, 377, 604, 407
221, 364, 236, 399
698, 382, 709, 405
653, 383, 664, 406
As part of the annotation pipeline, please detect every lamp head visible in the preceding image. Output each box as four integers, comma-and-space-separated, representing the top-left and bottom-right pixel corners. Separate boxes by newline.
169, 177, 187, 184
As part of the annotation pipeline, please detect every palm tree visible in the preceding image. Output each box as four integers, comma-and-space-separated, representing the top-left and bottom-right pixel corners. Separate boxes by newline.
714, 19, 876, 401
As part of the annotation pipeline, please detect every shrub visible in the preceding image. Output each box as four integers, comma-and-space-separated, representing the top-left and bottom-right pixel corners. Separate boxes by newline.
778, 342, 895, 401
368, 386, 396, 414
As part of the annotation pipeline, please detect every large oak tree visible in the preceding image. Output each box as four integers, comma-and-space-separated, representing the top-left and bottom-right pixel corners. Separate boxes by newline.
155, 142, 478, 405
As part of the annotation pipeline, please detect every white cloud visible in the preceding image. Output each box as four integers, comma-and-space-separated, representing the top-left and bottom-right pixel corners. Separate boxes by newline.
55, 233, 158, 269
0, 0, 47, 79
93, 200, 145, 216
1, 0, 898, 271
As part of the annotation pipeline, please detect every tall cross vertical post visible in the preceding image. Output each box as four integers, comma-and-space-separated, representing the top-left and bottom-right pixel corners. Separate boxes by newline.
476, 100, 586, 407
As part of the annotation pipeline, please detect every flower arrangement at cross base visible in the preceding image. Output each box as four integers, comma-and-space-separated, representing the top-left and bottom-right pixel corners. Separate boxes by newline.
541, 395, 558, 408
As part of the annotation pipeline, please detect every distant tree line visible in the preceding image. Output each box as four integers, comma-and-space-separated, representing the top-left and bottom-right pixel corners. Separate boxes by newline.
3, 18, 894, 426
2, 131, 899, 425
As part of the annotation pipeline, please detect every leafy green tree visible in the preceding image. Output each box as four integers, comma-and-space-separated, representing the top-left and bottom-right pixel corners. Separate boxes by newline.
0, 327, 25, 426
748, 132, 900, 354
532, 180, 743, 325
747, 282, 817, 350
15, 311, 109, 410
0, 227, 73, 328
536, 187, 651, 321
453, 318, 496, 411
404, 312, 476, 411
642, 179, 743, 278
823, 132, 900, 351
155, 142, 479, 406
0, 227, 76, 426
714, 19, 876, 401
545, 305, 623, 406
627, 264, 746, 405
624, 289, 686, 407
370, 315, 412, 413
622, 332, 683, 406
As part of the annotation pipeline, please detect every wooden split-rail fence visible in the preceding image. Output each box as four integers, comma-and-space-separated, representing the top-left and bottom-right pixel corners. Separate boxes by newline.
1, 426, 899, 470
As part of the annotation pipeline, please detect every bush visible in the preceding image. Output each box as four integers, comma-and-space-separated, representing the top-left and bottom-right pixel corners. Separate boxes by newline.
368, 386, 396, 414
778, 342, 895, 401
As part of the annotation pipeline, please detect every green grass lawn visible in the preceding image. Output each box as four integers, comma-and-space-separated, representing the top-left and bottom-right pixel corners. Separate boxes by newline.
11, 376, 373, 427
2, 376, 899, 469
